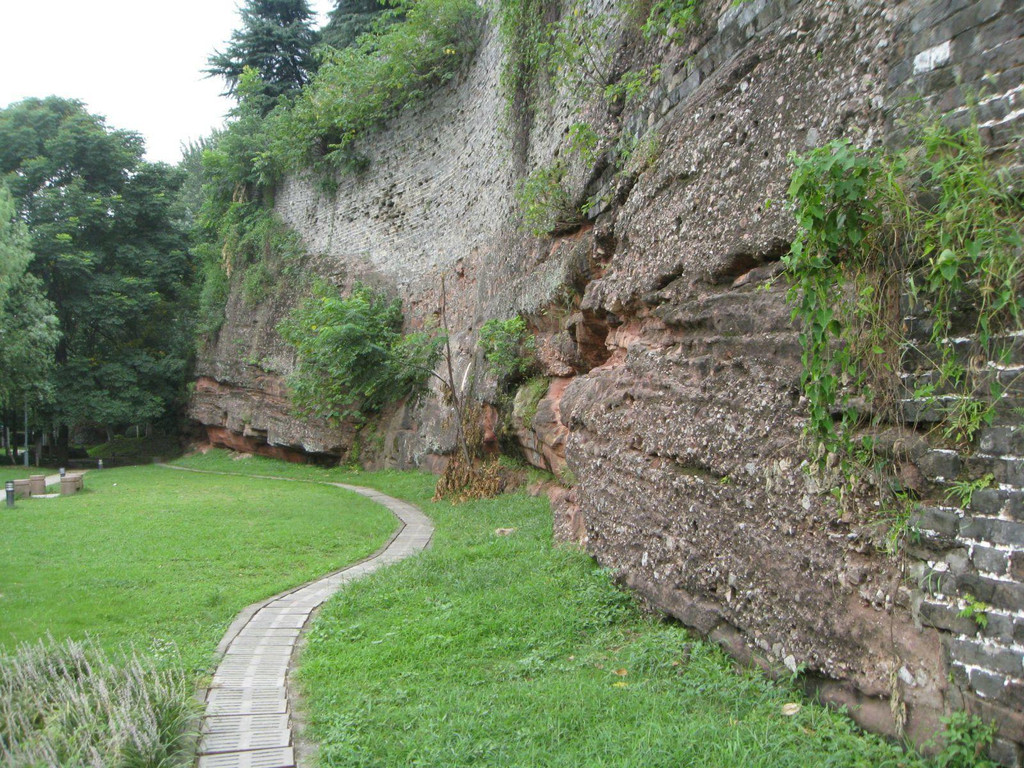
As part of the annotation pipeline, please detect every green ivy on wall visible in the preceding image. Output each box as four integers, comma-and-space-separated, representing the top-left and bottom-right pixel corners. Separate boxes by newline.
785, 121, 1024, 476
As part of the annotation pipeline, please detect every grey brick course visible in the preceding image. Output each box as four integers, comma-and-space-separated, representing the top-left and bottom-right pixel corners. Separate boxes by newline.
950, 637, 1024, 678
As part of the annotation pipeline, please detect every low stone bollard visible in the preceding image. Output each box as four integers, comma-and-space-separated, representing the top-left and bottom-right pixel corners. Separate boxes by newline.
12, 479, 30, 499
29, 475, 45, 496
60, 475, 84, 496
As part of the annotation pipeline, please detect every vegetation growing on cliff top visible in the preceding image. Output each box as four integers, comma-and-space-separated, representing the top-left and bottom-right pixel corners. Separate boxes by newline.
195, 0, 483, 355
276, 0, 483, 175
202, 0, 482, 200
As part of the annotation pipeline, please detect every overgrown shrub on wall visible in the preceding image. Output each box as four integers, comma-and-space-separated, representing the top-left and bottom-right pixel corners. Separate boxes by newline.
641, 0, 699, 42
278, 282, 443, 422
479, 315, 537, 390
192, 194, 310, 346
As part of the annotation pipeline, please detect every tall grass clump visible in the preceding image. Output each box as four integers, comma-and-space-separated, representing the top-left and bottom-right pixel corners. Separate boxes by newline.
0, 636, 197, 768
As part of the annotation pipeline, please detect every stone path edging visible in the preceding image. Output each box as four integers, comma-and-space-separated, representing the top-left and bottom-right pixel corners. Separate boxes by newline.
160, 467, 433, 768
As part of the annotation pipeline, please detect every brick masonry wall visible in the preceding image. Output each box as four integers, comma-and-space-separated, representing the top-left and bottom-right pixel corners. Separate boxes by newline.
889, 2, 1023, 763
901, 298, 1024, 763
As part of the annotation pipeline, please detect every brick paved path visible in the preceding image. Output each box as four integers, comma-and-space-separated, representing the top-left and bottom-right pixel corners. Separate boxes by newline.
192, 481, 433, 768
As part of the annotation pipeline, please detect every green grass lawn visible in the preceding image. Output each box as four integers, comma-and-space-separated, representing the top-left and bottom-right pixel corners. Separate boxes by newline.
0, 464, 398, 671
0, 464, 56, 482
170, 451, 929, 767
173, 448, 389, 483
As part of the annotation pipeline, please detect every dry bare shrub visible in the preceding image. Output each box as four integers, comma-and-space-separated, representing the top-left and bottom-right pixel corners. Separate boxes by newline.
434, 458, 511, 503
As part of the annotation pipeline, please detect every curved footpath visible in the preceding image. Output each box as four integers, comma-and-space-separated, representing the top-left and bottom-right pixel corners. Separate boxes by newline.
177, 474, 433, 768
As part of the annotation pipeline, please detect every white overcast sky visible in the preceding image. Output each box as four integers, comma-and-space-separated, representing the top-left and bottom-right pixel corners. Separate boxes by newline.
0, 1, 336, 165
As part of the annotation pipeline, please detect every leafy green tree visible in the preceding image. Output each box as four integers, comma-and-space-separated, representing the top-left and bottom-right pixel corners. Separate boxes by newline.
0, 184, 59, 415
0, 97, 193, 454
207, 0, 319, 108
0, 184, 31, 304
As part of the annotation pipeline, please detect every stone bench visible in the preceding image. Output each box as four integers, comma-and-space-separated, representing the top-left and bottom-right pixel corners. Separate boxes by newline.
29, 475, 46, 496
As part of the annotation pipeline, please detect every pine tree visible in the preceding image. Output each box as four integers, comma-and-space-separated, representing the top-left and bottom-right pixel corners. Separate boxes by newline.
320, 0, 389, 50
207, 0, 319, 106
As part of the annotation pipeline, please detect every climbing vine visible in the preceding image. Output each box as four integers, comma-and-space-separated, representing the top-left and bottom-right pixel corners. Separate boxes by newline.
495, 0, 554, 120
784, 138, 904, 470
785, 121, 1024, 475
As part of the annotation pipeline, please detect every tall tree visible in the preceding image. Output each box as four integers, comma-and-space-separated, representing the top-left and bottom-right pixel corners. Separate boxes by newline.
0, 184, 32, 304
0, 183, 59, 417
207, 0, 319, 108
0, 97, 192, 455
320, 0, 389, 49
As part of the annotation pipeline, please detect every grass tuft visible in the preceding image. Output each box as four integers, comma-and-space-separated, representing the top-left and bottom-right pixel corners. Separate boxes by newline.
0, 635, 198, 767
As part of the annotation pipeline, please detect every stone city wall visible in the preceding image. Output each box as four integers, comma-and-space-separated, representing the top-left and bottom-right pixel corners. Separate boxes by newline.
189, 0, 1024, 758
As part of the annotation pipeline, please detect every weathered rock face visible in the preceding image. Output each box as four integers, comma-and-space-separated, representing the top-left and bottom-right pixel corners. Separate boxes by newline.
190, 0, 1024, 759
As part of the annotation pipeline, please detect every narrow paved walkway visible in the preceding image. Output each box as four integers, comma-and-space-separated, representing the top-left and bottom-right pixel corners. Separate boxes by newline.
192, 480, 433, 768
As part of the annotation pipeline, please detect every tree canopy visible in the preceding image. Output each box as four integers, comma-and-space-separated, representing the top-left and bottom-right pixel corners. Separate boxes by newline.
320, 0, 390, 49
207, 0, 320, 107
0, 184, 58, 412
0, 97, 193, 449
